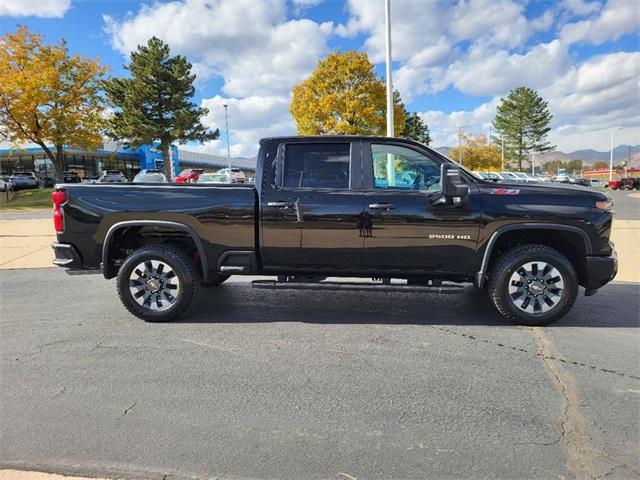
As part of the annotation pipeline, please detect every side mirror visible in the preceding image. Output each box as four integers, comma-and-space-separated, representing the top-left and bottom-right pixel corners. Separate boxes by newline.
441, 164, 469, 198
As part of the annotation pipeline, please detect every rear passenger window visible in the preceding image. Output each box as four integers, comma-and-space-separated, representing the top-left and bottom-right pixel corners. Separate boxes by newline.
283, 143, 350, 189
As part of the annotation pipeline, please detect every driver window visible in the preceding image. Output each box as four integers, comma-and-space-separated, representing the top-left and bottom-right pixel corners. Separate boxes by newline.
371, 144, 441, 192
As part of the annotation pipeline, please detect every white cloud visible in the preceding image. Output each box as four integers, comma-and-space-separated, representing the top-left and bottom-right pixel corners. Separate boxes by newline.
446, 40, 571, 97
421, 51, 640, 152
104, 0, 335, 157
104, 0, 331, 97
0, 0, 71, 18
561, 0, 602, 16
199, 95, 295, 158
560, 0, 640, 45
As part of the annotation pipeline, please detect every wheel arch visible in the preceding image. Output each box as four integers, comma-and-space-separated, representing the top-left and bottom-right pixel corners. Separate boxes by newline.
476, 223, 592, 288
102, 220, 209, 281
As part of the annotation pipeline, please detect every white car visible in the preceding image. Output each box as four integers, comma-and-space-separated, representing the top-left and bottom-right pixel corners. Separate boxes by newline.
217, 168, 246, 184
197, 172, 232, 184
1, 176, 14, 191
590, 179, 606, 188
133, 170, 168, 183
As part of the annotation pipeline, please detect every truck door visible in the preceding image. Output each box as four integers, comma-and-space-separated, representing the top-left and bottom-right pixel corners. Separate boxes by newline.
360, 141, 481, 274
260, 141, 365, 270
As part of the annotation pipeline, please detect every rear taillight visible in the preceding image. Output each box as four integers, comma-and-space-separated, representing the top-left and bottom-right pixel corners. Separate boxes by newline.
52, 190, 68, 233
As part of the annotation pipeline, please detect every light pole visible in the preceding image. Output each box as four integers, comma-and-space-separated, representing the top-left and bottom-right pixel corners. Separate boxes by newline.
384, 0, 396, 186
609, 127, 621, 182
501, 136, 505, 172
223, 104, 231, 171
531, 150, 535, 175
384, 0, 393, 138
457, 125, 468, 166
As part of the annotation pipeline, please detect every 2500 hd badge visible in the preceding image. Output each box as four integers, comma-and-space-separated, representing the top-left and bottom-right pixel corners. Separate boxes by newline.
429, 234, 472, 240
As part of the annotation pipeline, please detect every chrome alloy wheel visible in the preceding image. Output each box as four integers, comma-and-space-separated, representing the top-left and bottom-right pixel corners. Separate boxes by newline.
508, 261, 565, 315
129, 260, 181, 311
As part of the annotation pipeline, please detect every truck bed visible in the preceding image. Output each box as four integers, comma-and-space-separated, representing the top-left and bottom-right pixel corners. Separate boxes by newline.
57, 183, 257, 272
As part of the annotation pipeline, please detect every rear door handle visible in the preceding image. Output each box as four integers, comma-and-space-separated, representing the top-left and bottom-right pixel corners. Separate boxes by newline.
368, 203, 395, 210
267, 201, 292, 208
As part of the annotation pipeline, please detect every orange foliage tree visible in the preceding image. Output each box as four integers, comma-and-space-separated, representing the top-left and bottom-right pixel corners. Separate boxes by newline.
0, 27, 107, 179
290, 51, 405, 136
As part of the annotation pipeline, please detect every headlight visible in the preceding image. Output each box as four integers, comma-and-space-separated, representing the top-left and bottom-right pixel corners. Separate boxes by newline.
596, 199, 614, 210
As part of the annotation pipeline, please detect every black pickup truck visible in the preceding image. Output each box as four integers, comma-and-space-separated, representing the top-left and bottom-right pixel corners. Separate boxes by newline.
51, 136, 617, 325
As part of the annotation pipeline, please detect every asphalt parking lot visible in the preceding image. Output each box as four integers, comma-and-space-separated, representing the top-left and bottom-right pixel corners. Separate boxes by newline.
1, 190, 638, 480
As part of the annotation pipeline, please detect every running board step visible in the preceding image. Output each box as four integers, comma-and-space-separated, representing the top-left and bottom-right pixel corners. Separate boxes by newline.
251, 280, 465, 294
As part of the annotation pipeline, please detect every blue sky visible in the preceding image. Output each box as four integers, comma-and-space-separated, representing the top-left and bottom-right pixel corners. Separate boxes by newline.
1, 0, 639, 157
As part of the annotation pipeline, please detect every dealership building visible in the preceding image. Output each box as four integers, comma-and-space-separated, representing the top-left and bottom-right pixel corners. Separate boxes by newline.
0, 142, 256, 179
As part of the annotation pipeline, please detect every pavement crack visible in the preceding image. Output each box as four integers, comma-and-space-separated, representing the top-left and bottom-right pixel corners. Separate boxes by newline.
429, 326, 640, 381
122, 401, 137, 416
530, 327, 640, 480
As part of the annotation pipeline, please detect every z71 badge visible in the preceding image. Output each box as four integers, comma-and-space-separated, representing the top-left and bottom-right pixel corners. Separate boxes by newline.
490, 188, 520, 195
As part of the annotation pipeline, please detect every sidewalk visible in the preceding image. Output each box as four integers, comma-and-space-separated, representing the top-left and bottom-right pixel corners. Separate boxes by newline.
0, 215, 638, 282
0, 218, 56, 269
0, 471, 110, 480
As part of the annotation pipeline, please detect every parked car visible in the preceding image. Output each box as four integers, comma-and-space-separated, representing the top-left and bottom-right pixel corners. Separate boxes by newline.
1, 176, 14, 192
607, 179, 624, 190
574, 178, 591, 187
621, 177, 639, 190
512, 172, 539, 183
62, 171, 82, 183
10, 172, 39, 190
553, 174, 574, 184
197, 172, 231, 184
500, 172, 526, 183
589, 179, 606, 188
98, 170, 128, 183
52, 135, 617, 327
81, 176, 99, 184
133, 169, 168, 183
218, 167, 247, 184
175, 168, 204, 184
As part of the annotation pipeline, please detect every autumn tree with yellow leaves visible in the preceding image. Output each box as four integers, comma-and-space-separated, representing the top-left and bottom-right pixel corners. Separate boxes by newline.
290, 51, 405, 136
0, 27, 107, 180
449, 134, 501, 172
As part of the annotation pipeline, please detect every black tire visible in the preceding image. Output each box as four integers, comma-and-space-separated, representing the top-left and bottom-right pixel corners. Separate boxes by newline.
200, 274, 230, 287
488, 244, 578, 326
116, 245, 198, 322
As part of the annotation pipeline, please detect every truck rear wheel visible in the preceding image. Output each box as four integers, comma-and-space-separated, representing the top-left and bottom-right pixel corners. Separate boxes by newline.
488, 244, 578, 326
116, 245, 197, 322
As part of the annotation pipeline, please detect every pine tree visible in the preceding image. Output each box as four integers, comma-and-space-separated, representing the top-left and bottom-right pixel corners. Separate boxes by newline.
105, 37, 218, 179
403, 112, 432, 145
492, 87, 554, 170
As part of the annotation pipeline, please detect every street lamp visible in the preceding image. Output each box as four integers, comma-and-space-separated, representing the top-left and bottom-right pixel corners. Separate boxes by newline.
609, 127, 622, 182
531, 150, 535, 176
384, 0, 393, 137
223, 104, 231, 171
501, 136, 505, 172
457, 125, 468, 166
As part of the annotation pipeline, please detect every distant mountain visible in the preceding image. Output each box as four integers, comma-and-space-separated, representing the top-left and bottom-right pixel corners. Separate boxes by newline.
433, 144, 640, 168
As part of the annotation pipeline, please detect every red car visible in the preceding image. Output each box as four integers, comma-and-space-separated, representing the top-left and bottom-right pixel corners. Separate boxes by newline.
607, 179, 624, 190
175, 168, 204, 184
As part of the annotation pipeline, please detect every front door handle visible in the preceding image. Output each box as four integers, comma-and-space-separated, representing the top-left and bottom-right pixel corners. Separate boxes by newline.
267, 201, 292, 208
368, 203, 395, 210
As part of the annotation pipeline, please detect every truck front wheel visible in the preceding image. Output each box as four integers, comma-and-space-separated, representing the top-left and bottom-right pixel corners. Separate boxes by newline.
488, 244, 578, 326
116, 245, 198, 322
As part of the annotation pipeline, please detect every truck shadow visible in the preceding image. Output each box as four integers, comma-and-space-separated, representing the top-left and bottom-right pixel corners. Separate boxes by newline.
183, 281, 640, 328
